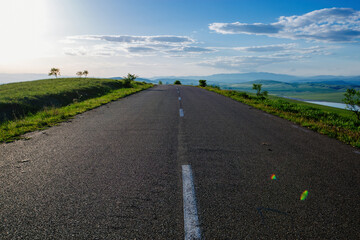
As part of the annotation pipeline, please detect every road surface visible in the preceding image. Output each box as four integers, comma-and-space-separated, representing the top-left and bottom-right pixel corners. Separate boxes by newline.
1, 85, 359, 239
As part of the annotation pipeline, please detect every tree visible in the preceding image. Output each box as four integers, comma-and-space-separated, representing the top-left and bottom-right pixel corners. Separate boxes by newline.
49, 68, 60, 78
252, 83, 268, 98
343, 88, 360, 120
76, 71, 83, 78
252, 84, 262, 96
174, 80, 181, 85
123, 73, 138, 87
83, 70, 88, 77
158, 80, 163, 85
199, 79, 207, 87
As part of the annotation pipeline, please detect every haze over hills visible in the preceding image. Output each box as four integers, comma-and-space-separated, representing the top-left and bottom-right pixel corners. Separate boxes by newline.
2, 72, 360, 87
145, 72, 360, 86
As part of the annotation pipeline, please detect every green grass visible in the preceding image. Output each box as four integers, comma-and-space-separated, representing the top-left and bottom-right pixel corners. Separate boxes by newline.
286, 92, 346, 103
0, 78, 152, 142
268, 95, 354, 118
202, 87, 360, 148
0, 78, 132, 121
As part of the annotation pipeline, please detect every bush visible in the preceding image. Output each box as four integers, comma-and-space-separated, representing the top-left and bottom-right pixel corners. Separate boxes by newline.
174, 80, 182, 85
123, 73, 138, 88
199, 79, 207, 87
343, 88, 360, 121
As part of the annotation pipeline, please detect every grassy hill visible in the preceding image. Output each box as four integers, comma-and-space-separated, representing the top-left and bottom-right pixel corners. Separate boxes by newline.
0, 78, 130, 121
0, 78, 152, 142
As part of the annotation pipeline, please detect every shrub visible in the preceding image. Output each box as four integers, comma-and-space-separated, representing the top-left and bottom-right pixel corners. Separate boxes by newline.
123, 73, 138, 88
174, 80, 182, 85
343, 88, 360, 121
199, 79, 207, 87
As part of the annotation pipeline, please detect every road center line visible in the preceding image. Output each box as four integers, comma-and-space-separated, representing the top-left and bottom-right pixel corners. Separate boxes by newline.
179, 97, 182, 101
182, 165, 201, 240
179, 108, 184, 117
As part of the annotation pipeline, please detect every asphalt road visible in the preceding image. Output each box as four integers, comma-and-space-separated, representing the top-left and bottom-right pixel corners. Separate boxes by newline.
0, 85, 359, 239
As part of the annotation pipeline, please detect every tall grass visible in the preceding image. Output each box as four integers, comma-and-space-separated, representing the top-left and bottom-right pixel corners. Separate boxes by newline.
203, 87, 360, 148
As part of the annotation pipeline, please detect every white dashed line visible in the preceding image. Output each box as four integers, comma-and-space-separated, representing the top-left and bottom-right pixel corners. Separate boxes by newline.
182, 165, 201, 240
179, 97, 182, 101
354, 151, 360, 154
180, 108, 184, 117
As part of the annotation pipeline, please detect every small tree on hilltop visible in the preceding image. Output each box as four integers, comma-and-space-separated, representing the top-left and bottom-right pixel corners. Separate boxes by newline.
158, 80, 163, 85
123, 73, 138, 87
199, 79, 207, 87
49, 68, 60, 78
252, 83, 268, 98
76, 71, 83, 78
83, 70, 88, 78
174, 80, 181, 85
343, 88, 360, 121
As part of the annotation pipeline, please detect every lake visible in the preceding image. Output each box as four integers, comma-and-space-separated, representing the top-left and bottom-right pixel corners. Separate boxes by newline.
283, 96, 359, 110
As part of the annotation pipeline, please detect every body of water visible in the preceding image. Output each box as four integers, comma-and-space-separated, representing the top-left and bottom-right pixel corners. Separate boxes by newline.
283, 96, 359, 110
304, 101, 352, 110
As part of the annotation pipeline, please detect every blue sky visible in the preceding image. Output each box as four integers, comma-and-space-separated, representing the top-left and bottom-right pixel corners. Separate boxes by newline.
1, 0, 360, 79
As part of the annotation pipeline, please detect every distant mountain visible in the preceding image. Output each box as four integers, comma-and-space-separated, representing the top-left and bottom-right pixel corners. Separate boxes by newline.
2, 72, 360, 86
151, 72, 301, 84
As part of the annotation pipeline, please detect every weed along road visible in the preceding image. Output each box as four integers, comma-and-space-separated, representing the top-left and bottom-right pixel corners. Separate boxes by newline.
0, 85, 359, 239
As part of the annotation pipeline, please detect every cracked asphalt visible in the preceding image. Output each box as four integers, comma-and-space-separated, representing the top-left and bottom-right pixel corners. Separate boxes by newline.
1, 85, 359, 239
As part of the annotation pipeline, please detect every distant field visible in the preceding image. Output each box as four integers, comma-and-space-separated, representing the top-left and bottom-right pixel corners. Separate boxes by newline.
221, 80, 358, 103
286, 92, 346, 103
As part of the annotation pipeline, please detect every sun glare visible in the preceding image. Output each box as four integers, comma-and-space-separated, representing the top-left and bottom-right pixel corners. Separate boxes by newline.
0, 0, 50, 63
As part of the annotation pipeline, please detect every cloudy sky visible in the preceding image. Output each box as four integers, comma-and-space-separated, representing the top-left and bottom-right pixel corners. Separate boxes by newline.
1, 0, 360, 79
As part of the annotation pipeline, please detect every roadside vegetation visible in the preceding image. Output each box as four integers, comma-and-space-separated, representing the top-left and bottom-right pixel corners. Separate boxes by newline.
174, 80, 182, 85
202, 86, 360, 148
343, 88, 360, 120
0, 77, 152, 142
199, 80, 207, 87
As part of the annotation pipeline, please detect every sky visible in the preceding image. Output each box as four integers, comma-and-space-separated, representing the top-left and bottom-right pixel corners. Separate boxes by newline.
1, 0, 360, 79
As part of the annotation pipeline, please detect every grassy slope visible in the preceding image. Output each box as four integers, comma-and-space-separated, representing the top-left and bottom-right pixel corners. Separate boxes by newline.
0, 78, 152, 142
0, 78, 128, 121
202, 87, 360, 148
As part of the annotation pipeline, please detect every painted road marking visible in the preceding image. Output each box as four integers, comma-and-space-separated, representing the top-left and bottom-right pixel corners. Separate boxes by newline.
182, 165, 201, 240
180, 108, 184, 117
354, 151, 360, 154
179, 97, 182, 101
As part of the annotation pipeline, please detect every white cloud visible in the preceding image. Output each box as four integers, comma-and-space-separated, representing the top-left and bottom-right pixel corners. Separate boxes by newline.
234, 43, 333, 55
209, 8, 360, 42
64, 34, 212, 56
67, 35, 194, 44
235, 43, 296, 52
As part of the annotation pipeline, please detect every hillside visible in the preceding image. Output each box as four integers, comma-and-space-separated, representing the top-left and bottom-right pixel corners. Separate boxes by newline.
0, 78, 146, 122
